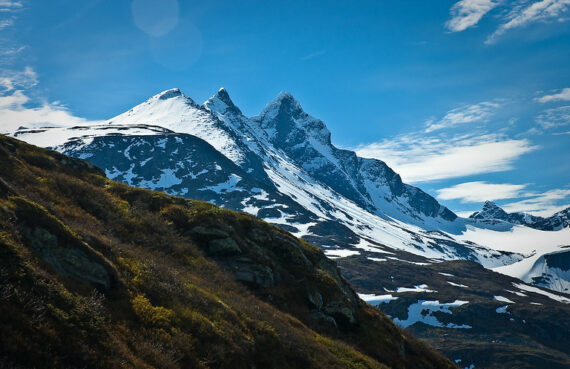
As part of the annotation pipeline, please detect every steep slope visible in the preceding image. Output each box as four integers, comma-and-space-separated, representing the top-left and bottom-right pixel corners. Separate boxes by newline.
0, 135, 455, 369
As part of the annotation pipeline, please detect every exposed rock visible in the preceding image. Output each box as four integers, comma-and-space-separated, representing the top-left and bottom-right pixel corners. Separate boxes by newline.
271, 233, 313, 268
208, 237, 242, 256
21, 226, 111, 289
222, 257, 275, 288
187, 226, 229, 239
323, 301, 356, 327
307, 291, 324, 310
310, 311, 338, 328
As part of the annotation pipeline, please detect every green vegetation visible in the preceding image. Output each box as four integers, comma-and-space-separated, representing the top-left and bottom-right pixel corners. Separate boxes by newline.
0, 135, 454, 369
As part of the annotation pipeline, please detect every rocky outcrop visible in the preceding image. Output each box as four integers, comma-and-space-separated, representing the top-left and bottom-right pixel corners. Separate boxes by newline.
182, 216, 361, 331
10, 196, 119, 291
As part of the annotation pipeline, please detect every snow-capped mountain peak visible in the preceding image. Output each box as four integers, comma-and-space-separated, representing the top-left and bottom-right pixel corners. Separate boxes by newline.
253, 91, 332, 147
8, 87, 518, 267
471, 201, 510, 220
203, 87, 243, 116
156, 87, 183, 100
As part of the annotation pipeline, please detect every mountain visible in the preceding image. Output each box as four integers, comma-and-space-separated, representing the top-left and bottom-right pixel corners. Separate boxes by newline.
470, 201, 570, 231
10, 88, 521, 268
6, 88, 570, 368
0, 134, 455, 369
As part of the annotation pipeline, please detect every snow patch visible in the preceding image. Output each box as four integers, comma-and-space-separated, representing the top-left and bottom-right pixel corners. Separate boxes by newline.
358, 293, 399, 305
393, 300, 471, 329
396, 284, 436, 293
494, 296, 515, 304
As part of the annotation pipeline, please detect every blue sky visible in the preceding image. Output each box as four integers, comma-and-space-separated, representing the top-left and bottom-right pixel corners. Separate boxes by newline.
1, 0, 569, 216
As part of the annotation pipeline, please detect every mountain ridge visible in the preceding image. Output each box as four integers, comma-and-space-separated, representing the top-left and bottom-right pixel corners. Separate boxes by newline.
470, 200, 570, 231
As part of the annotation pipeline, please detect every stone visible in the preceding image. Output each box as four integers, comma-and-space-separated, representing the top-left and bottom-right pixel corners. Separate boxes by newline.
208, 237, 241, 256
188, 226, 229, 239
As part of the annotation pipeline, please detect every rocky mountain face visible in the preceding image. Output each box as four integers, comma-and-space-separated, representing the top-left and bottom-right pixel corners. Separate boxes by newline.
470, 201, 570, 231
0, 134, 455, 369
10, 88, 520, 268
245, 90, 455, 223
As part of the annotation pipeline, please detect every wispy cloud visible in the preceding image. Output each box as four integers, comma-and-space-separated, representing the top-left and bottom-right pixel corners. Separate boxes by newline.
0, 67, 37, 91
437, 181, 570, 216
535, 87, 570, 103
446, 0, 499, 32
0, 17, 13, 29
0, 0, 22, 29
355, 133, 537, 183
0, 68, 101, 133
502, 188, 570, 216
301, 50, 325, 61
425, 101, 499, 133
0, 0, 23, 11
446, 0, 570, 42
536, 105, 570, 129
486, 0, 570, 43
437, 181, 527, 202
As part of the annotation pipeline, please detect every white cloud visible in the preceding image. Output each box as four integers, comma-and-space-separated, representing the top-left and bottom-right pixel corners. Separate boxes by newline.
425, 101, 499, 133
0, 67, 37, 91
0, 89, 28, 108
0, 0, 22, 12
536, 105, 570, 129
535, 87, 570, 103
446, 0, 499, 32
355, 133, 537, 183
502, 188, 570, 216
0, 1, 22, 29
0, 91, 100, 134
0, 68, 101, 133
437, 181, 527, 202
487, 0, 570, 43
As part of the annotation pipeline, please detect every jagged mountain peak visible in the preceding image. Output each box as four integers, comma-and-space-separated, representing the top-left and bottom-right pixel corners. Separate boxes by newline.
203, 87, 242, 116
253, 91, 332, 146
482, 200, 501, 210
470, 200, 509, 220
258, 91, 304, 119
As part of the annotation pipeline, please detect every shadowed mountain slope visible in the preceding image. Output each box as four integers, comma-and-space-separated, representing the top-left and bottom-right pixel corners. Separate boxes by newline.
0, 135, 454, 369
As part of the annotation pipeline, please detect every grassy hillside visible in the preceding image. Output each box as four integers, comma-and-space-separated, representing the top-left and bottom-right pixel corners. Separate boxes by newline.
0, 135, 454, 369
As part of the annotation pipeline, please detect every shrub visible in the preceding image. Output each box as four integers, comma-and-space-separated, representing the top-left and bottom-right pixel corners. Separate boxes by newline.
131, 294, 175, 327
